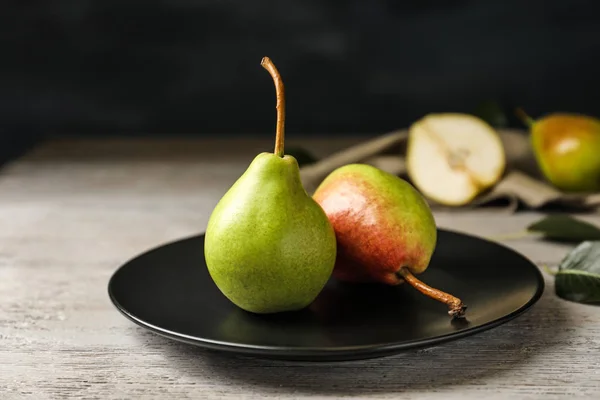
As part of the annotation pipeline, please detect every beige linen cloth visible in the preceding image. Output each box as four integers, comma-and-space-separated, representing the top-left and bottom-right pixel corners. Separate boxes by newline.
299, 129, 600, 213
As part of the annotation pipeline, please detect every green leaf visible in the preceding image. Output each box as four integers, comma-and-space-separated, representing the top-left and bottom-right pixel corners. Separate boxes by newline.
286, 147, 318, 167
526, 215, 600, 243
472, 100, 508, 128
555, 241, 600, 304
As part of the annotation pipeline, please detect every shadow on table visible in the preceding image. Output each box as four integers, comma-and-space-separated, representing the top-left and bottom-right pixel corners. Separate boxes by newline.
134, 277, 571, 395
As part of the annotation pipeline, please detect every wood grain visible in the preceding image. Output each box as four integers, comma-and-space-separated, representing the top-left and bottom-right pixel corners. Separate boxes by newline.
2, 138, 600, 399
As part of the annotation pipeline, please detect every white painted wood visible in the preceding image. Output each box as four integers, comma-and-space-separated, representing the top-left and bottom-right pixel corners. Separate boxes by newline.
2, 138, 600, 399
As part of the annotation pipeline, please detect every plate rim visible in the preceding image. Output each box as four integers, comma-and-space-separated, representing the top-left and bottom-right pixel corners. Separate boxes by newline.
107, 228, 545, 360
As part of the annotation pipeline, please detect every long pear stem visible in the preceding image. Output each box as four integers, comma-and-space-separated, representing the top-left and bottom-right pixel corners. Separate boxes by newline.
515, 108, 535, 128
261, 57, 286, 157
397, 267, 466, 318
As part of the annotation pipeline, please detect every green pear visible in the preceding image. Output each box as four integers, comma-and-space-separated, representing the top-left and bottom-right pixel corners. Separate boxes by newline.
518, 109, 600, 192
204, 57, 337, 314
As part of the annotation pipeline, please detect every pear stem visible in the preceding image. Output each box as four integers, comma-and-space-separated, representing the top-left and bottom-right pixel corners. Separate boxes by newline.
515, 108, 535, 128
261, 57, 286, 158
398, 267, 466, 318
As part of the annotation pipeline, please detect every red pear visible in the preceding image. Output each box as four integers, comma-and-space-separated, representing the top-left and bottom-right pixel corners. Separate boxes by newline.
313, 163, 466, 318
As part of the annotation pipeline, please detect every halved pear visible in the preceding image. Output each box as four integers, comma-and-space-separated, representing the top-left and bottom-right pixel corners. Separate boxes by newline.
406, 113, 506, 206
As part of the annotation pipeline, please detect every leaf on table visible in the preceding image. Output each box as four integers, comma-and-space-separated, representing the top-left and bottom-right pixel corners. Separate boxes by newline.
286, 147, 318, 167
526, 215, 600, 242
555, 241, 600, 304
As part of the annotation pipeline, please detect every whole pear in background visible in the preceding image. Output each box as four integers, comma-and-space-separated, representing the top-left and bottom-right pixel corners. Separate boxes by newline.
313, 164, 466, 318
204, 57, 337, 314
517, 109, 600, 192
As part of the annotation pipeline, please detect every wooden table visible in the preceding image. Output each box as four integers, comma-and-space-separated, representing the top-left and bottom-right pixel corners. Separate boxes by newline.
2, 137, 600, 399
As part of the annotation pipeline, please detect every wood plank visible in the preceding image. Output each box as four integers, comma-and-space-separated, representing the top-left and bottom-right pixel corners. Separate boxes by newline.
2, 139, 600, 399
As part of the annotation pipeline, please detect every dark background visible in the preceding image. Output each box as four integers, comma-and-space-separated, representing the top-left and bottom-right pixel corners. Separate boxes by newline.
1, 0, 600, 162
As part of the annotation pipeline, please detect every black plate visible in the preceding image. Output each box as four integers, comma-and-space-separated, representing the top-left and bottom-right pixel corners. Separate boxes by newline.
108, 229, 544, 362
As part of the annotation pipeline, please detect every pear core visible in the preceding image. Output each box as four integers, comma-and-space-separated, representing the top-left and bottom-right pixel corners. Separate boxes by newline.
406, 113, 506, 206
